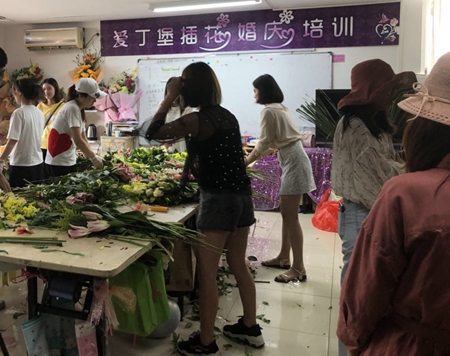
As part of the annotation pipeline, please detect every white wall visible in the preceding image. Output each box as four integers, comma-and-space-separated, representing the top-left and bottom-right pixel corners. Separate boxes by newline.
0, 0, 424, 129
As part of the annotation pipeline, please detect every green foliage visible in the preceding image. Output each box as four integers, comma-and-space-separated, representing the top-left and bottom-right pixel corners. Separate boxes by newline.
296, 91, 341, 142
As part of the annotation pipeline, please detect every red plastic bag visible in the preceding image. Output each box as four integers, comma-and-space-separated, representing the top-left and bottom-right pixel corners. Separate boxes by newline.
311, 188, 341, 233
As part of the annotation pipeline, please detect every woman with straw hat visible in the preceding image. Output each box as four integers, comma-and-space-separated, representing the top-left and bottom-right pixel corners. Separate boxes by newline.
337, 52, 450, 355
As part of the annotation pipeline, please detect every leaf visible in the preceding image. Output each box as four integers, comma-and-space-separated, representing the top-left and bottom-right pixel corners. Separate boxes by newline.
184, 322, 193, 329
223, 344, 233, 350
244, 347, 253, 356
262, 301, 269, 306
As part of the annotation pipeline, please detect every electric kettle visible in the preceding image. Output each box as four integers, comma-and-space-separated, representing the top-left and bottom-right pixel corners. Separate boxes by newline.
86, 124, 97, 140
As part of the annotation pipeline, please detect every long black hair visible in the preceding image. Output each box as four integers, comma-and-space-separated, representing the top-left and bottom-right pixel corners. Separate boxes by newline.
340, 105, 394, 139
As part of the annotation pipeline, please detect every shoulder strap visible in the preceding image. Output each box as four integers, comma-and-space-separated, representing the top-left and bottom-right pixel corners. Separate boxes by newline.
44, 101, 63, 127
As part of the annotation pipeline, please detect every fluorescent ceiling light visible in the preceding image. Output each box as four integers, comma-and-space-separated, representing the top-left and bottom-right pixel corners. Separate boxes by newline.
150, 0, 262, 13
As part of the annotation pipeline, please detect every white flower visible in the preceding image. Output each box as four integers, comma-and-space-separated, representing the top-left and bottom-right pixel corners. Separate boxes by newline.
279, 9, 294, 24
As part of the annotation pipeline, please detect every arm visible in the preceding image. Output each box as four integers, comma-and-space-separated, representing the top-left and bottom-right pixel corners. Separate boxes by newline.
145, 77, 199, 141
337, 181, 407, 354
71, 127, 103, 168
71, 127, 95, 159
246, 109, 276, 166
0, 138, 17, 161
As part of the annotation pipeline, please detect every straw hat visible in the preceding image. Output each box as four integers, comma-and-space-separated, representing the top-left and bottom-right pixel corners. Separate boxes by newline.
398, 52, 450, 126
338, 58, 416, 111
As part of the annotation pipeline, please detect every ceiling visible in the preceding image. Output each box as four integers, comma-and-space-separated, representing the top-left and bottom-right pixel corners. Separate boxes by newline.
0, 0, 396, 24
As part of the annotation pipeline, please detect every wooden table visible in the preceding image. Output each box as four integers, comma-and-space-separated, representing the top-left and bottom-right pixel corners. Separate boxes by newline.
0, 203, 198, 356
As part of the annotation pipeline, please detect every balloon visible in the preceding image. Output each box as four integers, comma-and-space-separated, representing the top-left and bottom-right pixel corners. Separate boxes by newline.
148, 299, 181, 339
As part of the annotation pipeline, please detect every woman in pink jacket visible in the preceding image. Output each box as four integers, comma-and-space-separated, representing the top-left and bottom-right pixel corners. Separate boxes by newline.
337, 52, 450, 355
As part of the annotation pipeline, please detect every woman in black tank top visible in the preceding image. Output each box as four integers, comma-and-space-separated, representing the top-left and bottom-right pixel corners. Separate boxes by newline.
146, 62, 264, 355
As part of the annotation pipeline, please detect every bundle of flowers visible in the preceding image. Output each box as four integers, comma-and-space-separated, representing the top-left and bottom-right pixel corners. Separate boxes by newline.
107, 69, 138, 94
26, 200, 216, 257
0, 191, 40, 224
69, 49, 103, 83
95, 69, 142, 122
103, 147, 197, 205
9, 62, 44, 85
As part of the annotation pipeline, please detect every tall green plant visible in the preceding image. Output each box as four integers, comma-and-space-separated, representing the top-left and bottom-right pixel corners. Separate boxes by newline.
296, 91, 340, 142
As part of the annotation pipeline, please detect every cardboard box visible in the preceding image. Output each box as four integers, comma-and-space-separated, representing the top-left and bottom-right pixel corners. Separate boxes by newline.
100, 136, 138, 156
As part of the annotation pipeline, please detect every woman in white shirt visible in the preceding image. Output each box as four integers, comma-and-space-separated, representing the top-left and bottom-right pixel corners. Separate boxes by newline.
45, 78, 104, 178
246, 74, 316, 283
0, 78, 44, 188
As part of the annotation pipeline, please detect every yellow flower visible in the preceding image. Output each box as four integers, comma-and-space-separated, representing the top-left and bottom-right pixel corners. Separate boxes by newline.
81, 72, 89, 78
23, 205, 39, 218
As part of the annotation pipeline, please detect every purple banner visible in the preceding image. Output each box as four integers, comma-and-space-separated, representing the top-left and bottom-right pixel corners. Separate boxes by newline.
100, 2, 400, 57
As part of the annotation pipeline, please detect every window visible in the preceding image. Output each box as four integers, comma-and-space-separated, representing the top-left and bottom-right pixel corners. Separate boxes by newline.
424, 0, 450, 73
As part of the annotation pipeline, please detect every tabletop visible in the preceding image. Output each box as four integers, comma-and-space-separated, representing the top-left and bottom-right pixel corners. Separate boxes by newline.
0, 203, 198, 278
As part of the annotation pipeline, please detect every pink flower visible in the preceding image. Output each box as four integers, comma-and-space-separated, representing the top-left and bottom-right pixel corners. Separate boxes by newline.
388, 35, 396, 42
379, 13, 389, 24
82, 211, 103, 221
68, 225, 91, 238
390, 18, 398, 26
87, 220, 110, 232
173, 174, 181, 181
66, 193, 94, 204
135, 203, 151, 213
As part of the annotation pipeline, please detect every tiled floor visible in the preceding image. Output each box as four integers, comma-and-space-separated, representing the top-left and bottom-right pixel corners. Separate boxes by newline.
0, 211, 342, 355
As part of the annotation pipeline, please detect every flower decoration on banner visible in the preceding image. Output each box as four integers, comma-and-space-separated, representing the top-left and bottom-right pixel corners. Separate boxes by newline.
69, 48, 104, 83
216, 13, 230, 28
9, 62, 44, 85
279, 10, 294, 24
375, 13, 399, 44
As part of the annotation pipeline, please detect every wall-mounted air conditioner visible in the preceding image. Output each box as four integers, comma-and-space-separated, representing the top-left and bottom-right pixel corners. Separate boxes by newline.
24, 27, 84, 50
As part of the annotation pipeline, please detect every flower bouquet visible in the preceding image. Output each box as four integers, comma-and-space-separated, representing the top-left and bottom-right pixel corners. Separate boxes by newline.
95, 70, 142, 122
9, 62, 44, 85
69, 49, 104, 84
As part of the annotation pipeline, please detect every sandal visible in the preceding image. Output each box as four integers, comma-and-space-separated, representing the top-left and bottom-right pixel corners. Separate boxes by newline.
274, 267, 307, 283
261, 257, 291, 270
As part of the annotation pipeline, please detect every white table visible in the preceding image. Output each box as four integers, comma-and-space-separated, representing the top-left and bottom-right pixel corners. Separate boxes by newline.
0, 204, 198, 277
0, 203, 198, 356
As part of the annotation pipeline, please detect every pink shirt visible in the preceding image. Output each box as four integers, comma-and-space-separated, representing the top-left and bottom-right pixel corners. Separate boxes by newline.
338, 154, 450, 355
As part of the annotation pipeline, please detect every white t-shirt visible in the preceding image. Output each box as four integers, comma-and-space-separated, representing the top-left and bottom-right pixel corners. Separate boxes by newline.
7, 105, 44, 166
45, 100, 85, 166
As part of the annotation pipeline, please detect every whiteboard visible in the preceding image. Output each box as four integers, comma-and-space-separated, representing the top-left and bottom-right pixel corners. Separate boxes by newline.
137, 52, 332, 143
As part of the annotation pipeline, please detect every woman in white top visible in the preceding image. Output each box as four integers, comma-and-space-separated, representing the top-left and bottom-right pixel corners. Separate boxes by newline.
246, 74, 316, 283
330, 59, 409, 356
45, 78, 104, 178
0, 78, 44, 188
162, 77, 192, 152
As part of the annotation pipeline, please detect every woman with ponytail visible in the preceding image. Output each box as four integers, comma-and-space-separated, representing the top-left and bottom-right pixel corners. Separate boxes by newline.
0, 78, 45, 187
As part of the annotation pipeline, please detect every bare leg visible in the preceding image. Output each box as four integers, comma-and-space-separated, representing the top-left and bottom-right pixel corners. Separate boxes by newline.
225, 227, 256, 327
279, 194, 306, 279
196, 229, 229, 345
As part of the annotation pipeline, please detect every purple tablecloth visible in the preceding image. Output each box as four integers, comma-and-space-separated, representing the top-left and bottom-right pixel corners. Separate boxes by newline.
251, 148, 333, 211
